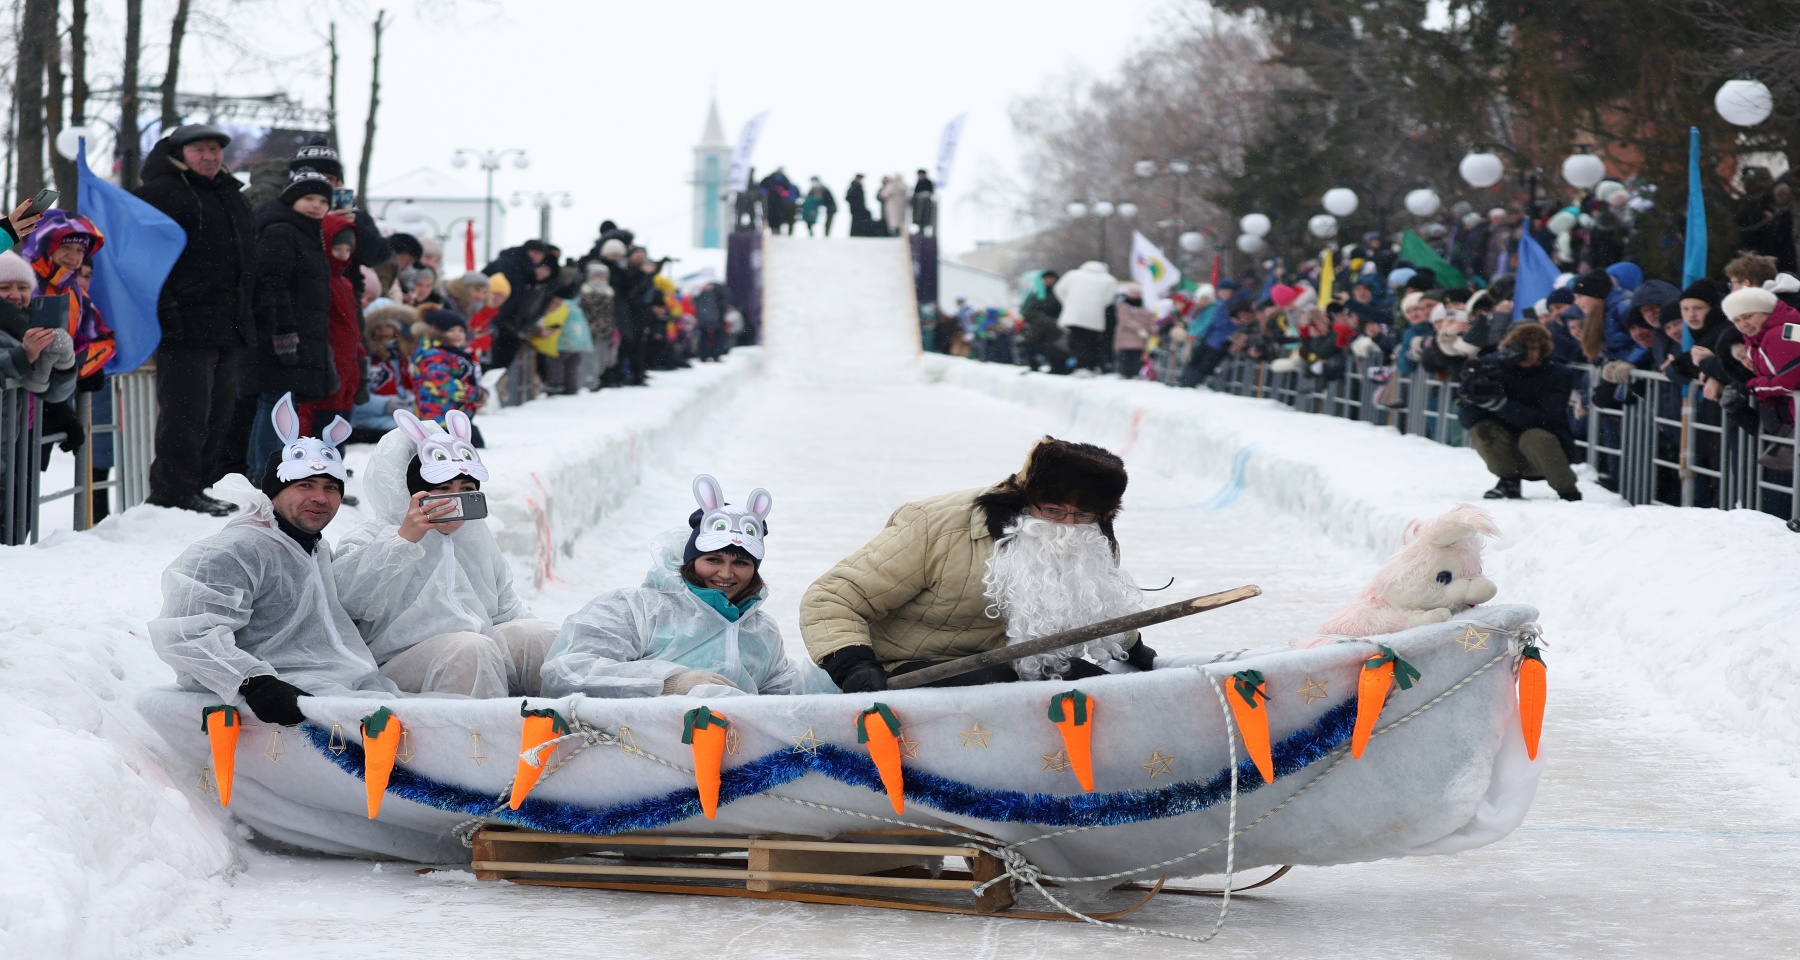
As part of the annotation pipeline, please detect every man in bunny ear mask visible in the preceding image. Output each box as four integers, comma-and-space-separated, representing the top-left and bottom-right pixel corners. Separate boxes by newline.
332, 409, 559, 698
149, 394, 398, 727
802, 437, 1156, 692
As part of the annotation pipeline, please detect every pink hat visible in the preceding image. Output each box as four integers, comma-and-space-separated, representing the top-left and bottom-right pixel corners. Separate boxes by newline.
1270, 284, 1301, 308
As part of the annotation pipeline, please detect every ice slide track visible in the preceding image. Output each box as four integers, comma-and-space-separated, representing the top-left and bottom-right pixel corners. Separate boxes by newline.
758, 235, 922, 384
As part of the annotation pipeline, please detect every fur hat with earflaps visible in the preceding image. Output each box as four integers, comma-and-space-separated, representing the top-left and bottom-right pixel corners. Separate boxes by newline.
975, 437, 1129, 547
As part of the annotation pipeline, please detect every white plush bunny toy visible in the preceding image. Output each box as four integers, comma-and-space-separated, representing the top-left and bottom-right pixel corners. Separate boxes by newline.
271, 392, 352, 485
394, 408, 488, 484
688, 474, 772, 561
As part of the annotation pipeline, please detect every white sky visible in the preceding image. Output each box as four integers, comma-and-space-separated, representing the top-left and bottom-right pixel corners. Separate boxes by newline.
101, 0, 1165, 260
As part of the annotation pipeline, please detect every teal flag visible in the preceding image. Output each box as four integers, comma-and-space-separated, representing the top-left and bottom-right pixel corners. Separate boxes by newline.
1683, 126, 1707, 288
1399, 229, 1468, 289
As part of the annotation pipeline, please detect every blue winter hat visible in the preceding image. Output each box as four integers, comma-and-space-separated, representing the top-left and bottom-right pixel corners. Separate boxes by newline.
1387, 267, 1417, 288
1605, 261, 1643, 292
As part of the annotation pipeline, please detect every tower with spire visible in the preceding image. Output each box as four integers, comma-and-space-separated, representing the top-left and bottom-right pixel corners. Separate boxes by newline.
691, 98, 731, 249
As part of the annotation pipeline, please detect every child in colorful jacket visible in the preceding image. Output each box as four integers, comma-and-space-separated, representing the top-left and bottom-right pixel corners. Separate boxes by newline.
22, 210, 114, 384
411, 309, 485, 440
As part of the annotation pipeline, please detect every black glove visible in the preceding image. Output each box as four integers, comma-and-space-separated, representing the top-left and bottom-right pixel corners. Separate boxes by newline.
353, 358, 372, 406
239, 674, 312, 725
272, 331, 300, 366
1469, 393, 1511, 414
1125, 637, 1158, 671
822, 646, 889, 693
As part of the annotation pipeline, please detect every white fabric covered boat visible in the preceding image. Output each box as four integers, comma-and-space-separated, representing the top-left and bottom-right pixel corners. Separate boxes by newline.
138, 605, 1544, 892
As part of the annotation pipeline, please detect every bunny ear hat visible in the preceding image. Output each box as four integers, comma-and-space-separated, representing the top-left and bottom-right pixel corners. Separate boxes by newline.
684, 473, 773, 564
270, 392, 351, 485
394, 409, 489, 484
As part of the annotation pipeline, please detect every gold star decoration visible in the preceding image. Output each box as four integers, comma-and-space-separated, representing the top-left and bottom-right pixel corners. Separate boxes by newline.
725, 726, 742, 757
958, 722, 994, 748
328, 722, 348, 755
396, 729, 416, 764
1042, 748, 1070, 772
792, 727, 824, 756
197, 764, 217, 798
262, 727, 286, 763
617, 725, 644, 759
468, 732, 488, 766
1456, 624, 1492, 652
1297, 676, 1330, 705
898, 735, 920, 760
1142, 751, 1176, 779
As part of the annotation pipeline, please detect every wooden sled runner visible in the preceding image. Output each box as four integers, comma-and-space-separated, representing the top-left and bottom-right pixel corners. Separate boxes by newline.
469, 825, 1291, 921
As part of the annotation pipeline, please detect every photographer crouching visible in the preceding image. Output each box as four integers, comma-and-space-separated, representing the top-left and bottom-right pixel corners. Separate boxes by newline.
1457, 323, 1583, 502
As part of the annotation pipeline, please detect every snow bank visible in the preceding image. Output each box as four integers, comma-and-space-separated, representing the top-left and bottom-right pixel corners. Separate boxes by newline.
924, 356, 1800, 777
0, 353, 760, 958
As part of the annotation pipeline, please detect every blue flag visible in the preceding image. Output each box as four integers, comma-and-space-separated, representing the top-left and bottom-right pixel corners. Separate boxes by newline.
1683, 126, 1707, 289
77, 138, 185, 374
1512, 230, 1561, 322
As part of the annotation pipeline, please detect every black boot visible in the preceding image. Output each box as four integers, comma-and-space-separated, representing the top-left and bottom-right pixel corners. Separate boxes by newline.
1482, 476, 1523, 500
1557, 487, 1583, 502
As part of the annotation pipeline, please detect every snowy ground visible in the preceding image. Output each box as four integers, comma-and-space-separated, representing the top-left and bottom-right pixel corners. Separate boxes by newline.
7, 236, 1800, 956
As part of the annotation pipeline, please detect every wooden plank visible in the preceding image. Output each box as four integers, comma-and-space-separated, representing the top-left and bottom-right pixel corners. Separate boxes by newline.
747, 846, 932, 893
887, 585, 1261, 689
473, 860, 978, 891
472, 829, 976, 857
969, 849, 1015, 914
507, 878, 1091, 921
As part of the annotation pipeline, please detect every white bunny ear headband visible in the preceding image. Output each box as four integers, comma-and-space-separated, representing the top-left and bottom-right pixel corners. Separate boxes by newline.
394, 409, 489, 484
271, 393, 351, 484
686, 473, 772, 562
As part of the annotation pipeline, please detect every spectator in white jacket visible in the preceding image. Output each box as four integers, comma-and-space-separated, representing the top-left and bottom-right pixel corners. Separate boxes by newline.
1054, 261, 1119, 373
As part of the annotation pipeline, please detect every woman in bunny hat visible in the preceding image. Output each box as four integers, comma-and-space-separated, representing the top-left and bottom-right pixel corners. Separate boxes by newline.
331, 408, 558, 698
540, 474, 802, 698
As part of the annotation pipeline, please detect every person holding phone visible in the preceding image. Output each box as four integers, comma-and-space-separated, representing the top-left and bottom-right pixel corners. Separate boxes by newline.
0, 249, 76, 401
21, 210, 114, 383
332, 409, 556, 698
0, 195, 48, 255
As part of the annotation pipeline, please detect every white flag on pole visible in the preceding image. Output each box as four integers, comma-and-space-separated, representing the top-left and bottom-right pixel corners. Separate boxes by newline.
727, 111, 770, 191
935, 113, 968, 191
1129, 230, 1182, 299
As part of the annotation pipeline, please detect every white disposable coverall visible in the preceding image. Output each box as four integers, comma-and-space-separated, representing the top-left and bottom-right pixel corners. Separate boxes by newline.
148, 494, 398, 703
541, 530, 801, 698
332, 423, 555, 698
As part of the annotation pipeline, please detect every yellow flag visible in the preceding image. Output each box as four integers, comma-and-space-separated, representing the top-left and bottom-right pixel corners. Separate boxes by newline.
1317, 248, 1335, 308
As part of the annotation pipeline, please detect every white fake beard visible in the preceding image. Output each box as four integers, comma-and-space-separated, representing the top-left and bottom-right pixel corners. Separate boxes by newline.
982, 516, 1144, 680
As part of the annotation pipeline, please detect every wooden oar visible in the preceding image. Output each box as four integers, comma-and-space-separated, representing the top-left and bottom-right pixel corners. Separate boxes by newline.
886, 585, 1262, 690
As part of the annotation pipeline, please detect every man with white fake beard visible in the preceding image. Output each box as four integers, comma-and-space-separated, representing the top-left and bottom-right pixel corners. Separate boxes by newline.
801, 437, 1157, 692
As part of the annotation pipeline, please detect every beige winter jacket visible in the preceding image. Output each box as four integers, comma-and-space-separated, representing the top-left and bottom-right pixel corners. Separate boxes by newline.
800, 488, 1004, 670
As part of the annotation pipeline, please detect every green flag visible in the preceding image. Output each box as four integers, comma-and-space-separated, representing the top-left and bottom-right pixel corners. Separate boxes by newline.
1399, 229, 1468, 289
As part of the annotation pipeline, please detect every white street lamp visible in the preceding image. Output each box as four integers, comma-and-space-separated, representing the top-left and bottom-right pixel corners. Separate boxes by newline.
1308, 213, 1339, 238
1134, 159, 1158, 178
1167, 160, 1190, 175
1716, 78, 1774, 127
1459, 151, 1505, 189
394, 202, 425, 225
1561, 151, 1606, 189
1066, 201, 1088, 218
1236, 233, 1266, 255
1179, 231, 1205, 252
1404, 188, 1442, 218
1093, 200, 1116, 217
452, 148, 530, 261
1240, 213, 1272, 237
54, 126, 90, 161
1116, 202, 1138, 218
1322, 188, 1359, 217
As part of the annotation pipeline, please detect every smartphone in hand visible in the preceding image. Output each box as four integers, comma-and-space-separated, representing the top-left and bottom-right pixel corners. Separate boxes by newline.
331, 187, 356, 212
24, 188, 58, 217
421, 490, 487, 522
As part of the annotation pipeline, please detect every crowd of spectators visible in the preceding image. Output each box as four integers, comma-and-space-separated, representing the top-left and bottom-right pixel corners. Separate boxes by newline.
1, 125, 749, 534
741, 168, 935, 238
932, 185, 1800, 510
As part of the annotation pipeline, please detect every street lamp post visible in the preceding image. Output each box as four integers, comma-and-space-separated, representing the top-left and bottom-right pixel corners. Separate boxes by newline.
1134, 158, 1193, 251
1067, 199, 1134, 269
511, 190, 575, 249
450, 148, 530, 262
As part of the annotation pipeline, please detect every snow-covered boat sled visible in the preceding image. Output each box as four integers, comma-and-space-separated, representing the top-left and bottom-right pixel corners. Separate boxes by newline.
138, 604, 1545, 917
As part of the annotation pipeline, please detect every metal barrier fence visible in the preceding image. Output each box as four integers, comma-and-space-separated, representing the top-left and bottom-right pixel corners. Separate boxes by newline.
1190, 352, 1799, 526
1, 369, 157, 546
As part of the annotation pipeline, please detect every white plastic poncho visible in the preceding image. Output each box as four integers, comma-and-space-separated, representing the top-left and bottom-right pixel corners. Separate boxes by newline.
541, 531, 800, 698
332, 423, 531, 666
148, 488, 398, 703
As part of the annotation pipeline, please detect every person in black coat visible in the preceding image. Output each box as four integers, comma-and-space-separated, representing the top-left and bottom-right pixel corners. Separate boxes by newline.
1458, 322, 1581, 501
911, 169, 935, 236
240, 172, 340, 477
845, 174, 874, 237
287, 138, 391, 273
133, 123, 257, 515
482, 240, 552, 371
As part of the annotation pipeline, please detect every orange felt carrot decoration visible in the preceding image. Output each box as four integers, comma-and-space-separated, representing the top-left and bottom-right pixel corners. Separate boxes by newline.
509, 704, 572, 810
1048, 690, 1097, 792
1518, 644, 1546, 760
201, 705, 240, 807
360, 707, 403, 819
1352, 645, 1420, 759
1226, 671, 1274, 786
682, 707, 732, 819
856, 703, 906, 814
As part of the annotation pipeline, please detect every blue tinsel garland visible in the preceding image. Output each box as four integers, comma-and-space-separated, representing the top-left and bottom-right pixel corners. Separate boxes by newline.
300, 696, 1357, 835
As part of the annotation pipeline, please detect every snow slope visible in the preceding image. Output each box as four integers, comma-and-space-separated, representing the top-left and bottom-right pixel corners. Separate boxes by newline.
925, 355, 1800, 778
760, 235, 920, 385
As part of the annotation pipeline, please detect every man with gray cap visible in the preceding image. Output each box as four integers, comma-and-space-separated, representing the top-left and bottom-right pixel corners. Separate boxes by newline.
135, 123, 257, 517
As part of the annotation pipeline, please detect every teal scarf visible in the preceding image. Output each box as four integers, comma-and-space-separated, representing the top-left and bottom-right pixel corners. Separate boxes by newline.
686, 583, 760, 623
